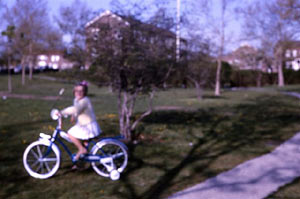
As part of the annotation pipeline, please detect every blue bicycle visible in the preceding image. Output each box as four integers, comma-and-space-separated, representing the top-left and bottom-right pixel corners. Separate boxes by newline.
23, 109, 128, 181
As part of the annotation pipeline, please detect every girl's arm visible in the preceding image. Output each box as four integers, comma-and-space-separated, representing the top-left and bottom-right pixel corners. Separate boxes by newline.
60, 106, 77, 116
61, 98, 88, 117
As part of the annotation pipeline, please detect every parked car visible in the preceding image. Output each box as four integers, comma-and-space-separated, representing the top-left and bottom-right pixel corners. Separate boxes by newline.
0, 66, 6, 74
13, 66, 31, 74
0, 66, 13, 74
13, 65, 22, 73
37, 65, 47, 72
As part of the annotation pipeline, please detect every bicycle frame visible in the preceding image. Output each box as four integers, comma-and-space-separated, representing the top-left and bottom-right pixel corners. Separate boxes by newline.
40, 116, 126, 166
41, 118, 105, 164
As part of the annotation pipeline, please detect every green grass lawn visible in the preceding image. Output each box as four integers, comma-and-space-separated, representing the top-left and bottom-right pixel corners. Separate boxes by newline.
1, 74, 300, 199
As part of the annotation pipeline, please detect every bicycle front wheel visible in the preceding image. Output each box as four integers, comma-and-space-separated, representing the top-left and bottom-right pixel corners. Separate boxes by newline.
23, 141, 60, 179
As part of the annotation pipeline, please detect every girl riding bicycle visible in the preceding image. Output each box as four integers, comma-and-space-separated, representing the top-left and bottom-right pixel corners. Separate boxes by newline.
60, 81, 101, 161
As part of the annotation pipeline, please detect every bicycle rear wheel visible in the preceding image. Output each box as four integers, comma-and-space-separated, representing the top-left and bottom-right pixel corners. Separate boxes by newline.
23, 141, 60, 179
91, 140, 128, 178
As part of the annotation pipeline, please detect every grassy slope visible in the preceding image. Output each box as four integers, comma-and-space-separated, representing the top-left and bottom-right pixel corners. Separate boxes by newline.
1, 74, 300, 199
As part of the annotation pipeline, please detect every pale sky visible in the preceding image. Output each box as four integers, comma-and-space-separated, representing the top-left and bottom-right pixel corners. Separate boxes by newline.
2, 0, 244, 51
48, 0, 111, 16
4, 0, 111, 17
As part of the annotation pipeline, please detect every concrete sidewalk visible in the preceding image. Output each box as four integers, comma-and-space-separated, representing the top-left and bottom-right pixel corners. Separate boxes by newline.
168, 132, 300, 199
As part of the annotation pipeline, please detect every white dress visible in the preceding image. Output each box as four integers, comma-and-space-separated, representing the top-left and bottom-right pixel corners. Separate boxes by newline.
68, 121, 100, 140
61, 97, 101, 140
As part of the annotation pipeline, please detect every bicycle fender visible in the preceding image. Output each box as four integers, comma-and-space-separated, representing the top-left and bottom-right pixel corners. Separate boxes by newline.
91, 138, 128, 152
33, 140, 61, 156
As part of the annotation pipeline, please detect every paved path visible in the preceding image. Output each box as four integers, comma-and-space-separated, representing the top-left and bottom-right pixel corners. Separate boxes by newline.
168, 132, 300, 199
282, 91, 300, 99
169, 92, 300, 199
0, 92, 67, 101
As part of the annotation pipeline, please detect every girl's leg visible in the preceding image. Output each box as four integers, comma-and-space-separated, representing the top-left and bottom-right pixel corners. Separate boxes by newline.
68, 134, 87, 160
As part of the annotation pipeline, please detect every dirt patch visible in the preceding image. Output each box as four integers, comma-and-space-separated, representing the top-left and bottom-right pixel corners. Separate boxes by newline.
0, 92, 64, 101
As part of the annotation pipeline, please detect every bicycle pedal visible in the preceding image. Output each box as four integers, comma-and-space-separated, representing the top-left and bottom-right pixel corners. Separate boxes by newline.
72, 154, 77, 163
72, 153, 87, 163
79, 154, 87, 159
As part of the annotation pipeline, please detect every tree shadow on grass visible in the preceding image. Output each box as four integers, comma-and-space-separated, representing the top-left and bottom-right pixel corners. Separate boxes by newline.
202, 95, 227, 100
2, 95, 300, 199
114, 95, 300, 199
0, 119, 53, 198
0, 119, 53, 140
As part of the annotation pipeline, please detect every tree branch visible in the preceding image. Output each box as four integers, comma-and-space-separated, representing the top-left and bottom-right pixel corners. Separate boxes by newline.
131, 90, 155, 131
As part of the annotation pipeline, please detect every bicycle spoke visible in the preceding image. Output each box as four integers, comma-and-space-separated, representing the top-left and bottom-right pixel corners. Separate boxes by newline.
41, 163, 45, 174
36, 163, 43, 173
44, 162, 51, 172
116, 148, 121, 153
27, 157, 37, 163
37, 145, 43, 157
100, 148, 108, 156
30, 149, 39, 160
32, 159, 40, 167
42, 158, 57, 162
112, 152, 124, 159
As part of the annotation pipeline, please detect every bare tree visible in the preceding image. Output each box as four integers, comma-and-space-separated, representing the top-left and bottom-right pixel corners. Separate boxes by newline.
233, 45, 266, 87
87, 8, 176, 141
55, 0, 96, 68
240, 0, 299, 87
185, 0, 237, 96
1, 25, 15, 93
210, 0, 238, 96
186, 36, 215, 100
3, 0, 57, 84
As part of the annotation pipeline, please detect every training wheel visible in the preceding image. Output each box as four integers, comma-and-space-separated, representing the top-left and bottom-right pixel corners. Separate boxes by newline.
110, 169, 120, 181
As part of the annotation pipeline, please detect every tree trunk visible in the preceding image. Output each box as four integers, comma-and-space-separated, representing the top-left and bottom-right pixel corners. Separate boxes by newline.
187, 76, 204, 101
29, 44, 33, 80
195, 82, 203, 100
108, 84, 113, 93
215, 0, 225, 96
215, 58, 222, 96
123, 126, 132, 141
29, 64, 33, 80
118, 91, 132, 141
118, 91, 126, 139
256, 71, 262, 87
7, 57, 12, 93
118, 90, 154, 142
278, 56, 284, 87
21, 58, 26, 86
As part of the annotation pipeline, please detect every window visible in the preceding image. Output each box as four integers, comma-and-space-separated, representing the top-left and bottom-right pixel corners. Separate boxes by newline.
93, 33, 98, 41
38, 61, 47, 67
38, 55, 48, 60
165, 39, 173, 48
293, 49, 297, 57
91, 28, 99, 33
285, 50, 291, 58
286, 61, 292, 69
113, 30, 121, 40
52, 64, 59, 70
294, 58, 300, 71
234, 59, 241, 64
51, 55, 60, 62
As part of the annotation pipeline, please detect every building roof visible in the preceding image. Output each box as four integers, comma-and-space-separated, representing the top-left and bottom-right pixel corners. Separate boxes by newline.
85, 10, 184, 40
284, 40, 300, 49
85, 10, 129, 28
